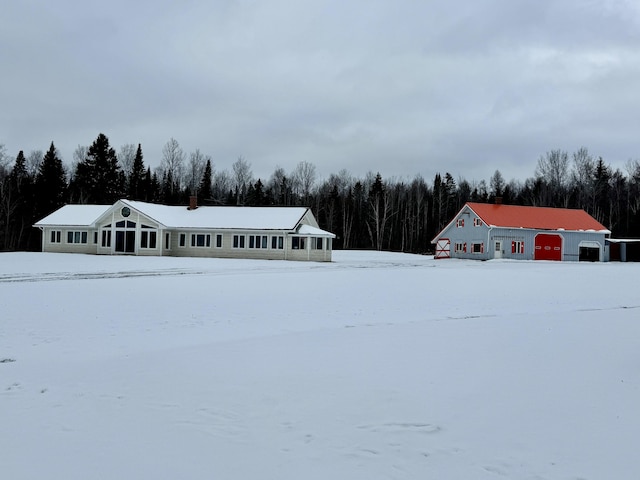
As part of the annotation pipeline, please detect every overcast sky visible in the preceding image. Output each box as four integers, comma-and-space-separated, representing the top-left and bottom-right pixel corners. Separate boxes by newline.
2, 0, 640, 184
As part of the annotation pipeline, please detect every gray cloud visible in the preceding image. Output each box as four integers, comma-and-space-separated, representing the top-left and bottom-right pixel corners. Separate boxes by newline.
2, 0, 640, 184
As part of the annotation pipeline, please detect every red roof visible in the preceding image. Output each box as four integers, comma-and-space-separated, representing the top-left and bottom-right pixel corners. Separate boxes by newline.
467, 202, 609, 232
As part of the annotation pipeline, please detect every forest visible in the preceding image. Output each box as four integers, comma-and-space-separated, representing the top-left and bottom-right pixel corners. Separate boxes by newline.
2, 133, 640, 253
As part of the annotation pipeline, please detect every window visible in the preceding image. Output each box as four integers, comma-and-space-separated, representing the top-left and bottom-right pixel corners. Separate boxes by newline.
233, 235, 245, 248
50, 230, 61, 243
165, 233, 171, 250
471, 242, 484, 254
292, 237, 306, 250
249, 235, 268, 249
179, 233, 186, 247
474, 217, 483, 227
101, 230, 111, 247
191, 233, 211, 247
512, 241, 525, 254
67, 231, 88, 244
311, 237, 323, 250
93, 232, 98, 244
271, 236, 284, 249
216, 234, 222, 248
456, 218, 465, 228
454, 242, 467, 253
141, 231, 157, 249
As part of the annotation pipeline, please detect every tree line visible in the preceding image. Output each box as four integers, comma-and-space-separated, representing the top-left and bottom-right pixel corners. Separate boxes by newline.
1, 134, 640, 252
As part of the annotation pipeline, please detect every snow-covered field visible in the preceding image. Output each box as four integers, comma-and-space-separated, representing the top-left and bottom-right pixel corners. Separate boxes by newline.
1, 251, 638, 479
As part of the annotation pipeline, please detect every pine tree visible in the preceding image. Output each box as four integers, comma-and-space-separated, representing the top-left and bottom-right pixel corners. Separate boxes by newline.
198, 159, 213, 203
5, 151, 37, 250
74, 133, 123, 203
128, 144, 146, 200
35, 142, 67, 219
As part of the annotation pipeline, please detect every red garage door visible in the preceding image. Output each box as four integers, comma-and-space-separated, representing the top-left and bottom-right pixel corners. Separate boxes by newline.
534, 233, 562, 261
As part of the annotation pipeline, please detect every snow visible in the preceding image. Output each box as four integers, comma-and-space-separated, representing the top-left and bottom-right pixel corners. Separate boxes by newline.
1, 251, 639, 479
33, 200, 316, 231
33, 204, 111, 226
296, 224, 336, 237
123, 200, 311, 230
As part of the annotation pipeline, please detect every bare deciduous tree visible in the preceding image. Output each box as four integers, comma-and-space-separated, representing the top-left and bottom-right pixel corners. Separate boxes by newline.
118, 144, 137, 178
161, 138, 185, 195
185, 149, 209, 195
292, 161, 317, 202
26, 150, 44, 177
212, 169, 232, 201
232, 156, 253, 204
0, 144, 9, 180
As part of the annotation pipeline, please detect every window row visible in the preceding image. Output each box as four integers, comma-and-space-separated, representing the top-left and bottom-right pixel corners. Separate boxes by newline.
54, 230, 330, 252
51, 230, 95, 245
454, 242, 484, 254
511, 241, 525, 254
179, 233, 222, 248
99, 230, 158, 249
456, 217, 483, 228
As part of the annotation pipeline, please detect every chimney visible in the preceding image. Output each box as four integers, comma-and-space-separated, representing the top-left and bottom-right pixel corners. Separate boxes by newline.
188, 195, 198, 210
495, 196, 503, 205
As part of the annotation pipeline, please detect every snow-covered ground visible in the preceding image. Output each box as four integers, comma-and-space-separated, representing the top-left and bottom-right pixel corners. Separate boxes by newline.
1, 251, 638, 479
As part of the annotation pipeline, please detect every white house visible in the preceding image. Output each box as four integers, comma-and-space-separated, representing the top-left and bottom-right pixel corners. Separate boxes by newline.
34, 198, 335, 262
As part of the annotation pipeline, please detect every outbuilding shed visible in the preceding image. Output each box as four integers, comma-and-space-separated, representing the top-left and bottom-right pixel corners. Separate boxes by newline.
432, 202, 610, 261
34, 198, 335, 262
606, 239, 640, 262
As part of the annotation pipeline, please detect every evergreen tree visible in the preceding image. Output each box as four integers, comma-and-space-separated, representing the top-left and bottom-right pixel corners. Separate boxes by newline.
198, 159, 213, 203
35, 142, 67, 219
5, 151, 37, 250
74, 133, 123, 203
247, 178, 265, 206
128, 144, 146, 200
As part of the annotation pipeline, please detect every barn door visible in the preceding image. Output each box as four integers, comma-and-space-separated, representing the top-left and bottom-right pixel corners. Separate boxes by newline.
435, 238, 450, 259
534, 233, 562, 261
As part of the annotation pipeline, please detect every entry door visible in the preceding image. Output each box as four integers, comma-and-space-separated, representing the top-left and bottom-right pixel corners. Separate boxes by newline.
494, 241, 502, 259
115, 230, 136, 253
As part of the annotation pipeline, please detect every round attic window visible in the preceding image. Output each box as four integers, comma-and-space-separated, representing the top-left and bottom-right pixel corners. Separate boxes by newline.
121, 206, 131, 218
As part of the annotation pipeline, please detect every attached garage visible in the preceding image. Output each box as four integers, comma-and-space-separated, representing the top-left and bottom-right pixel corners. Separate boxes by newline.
578, 241, 602, 262
534, 233, 563, 261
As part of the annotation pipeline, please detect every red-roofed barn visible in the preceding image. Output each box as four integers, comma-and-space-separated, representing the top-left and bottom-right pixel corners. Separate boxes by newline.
432, 202, 610, 261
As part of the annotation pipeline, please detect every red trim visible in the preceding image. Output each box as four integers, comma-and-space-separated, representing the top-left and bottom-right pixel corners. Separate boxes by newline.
435, 238, 451, 259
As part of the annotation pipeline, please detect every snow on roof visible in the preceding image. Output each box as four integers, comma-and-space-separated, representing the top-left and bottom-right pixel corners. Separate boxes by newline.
34, 204, 112, 227
297, 224, 336, 238
466, 202, 610, 233
35, 200, 315, 231
123, 200, 309, 230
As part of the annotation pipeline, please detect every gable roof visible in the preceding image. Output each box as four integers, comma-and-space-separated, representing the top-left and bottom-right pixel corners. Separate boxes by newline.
34, 200, 322, 232
466, 202, 610, 232
120, 200, 310, 230
34, 204, 112, 227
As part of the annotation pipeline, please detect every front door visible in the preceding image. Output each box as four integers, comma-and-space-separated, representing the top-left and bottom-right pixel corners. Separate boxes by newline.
115, 230, 136, 253
494, 240, 502, 259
